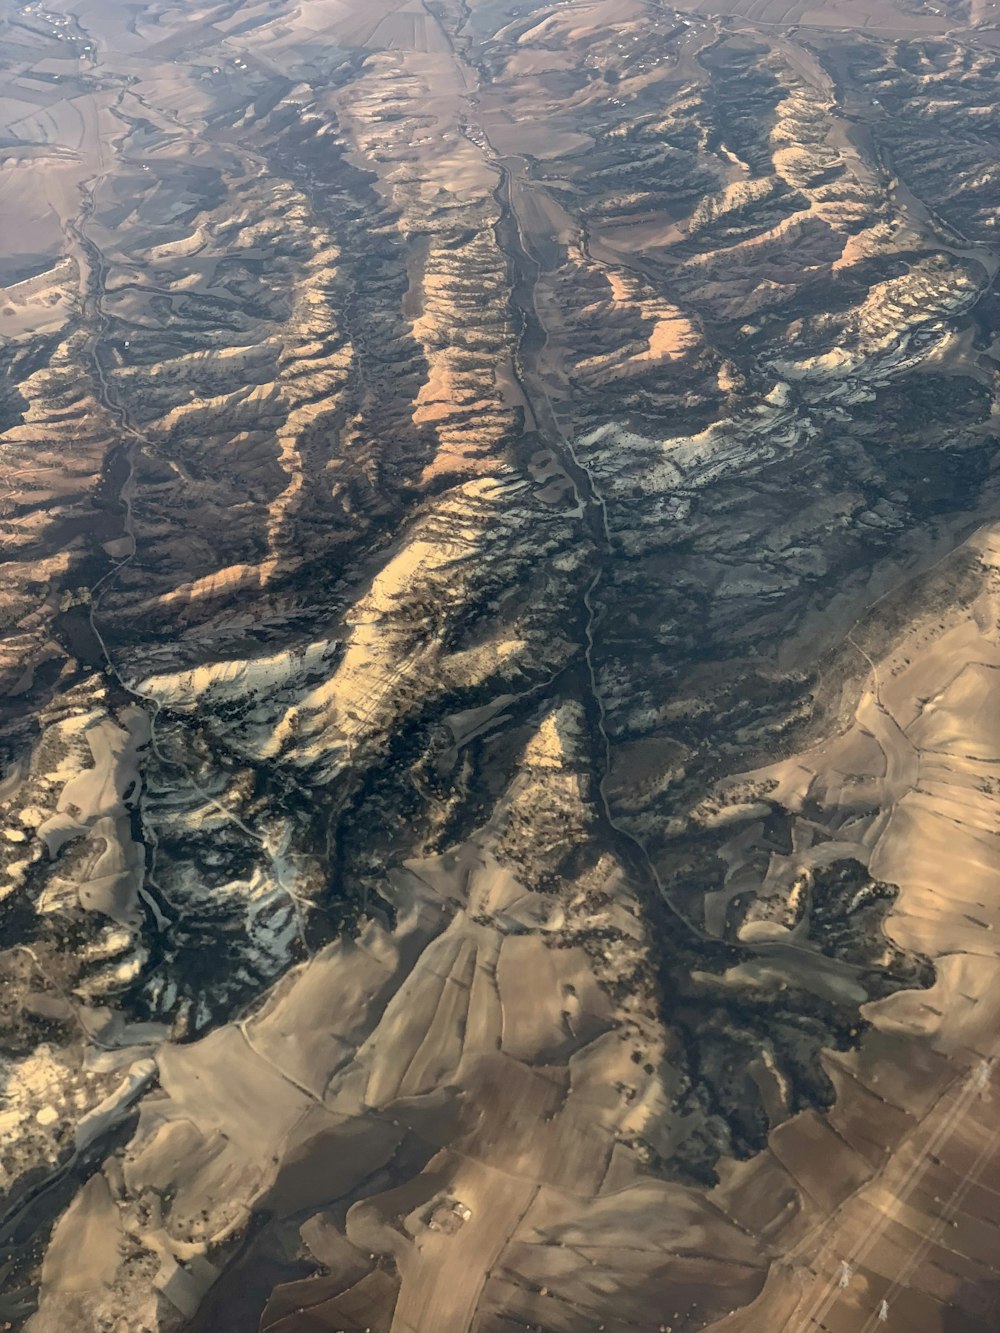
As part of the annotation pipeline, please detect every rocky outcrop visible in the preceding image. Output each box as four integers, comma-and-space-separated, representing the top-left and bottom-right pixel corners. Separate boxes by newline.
2, 0, 999, 1328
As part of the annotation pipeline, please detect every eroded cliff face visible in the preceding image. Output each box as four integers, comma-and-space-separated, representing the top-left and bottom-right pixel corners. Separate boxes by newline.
1, 0, 1000, 1327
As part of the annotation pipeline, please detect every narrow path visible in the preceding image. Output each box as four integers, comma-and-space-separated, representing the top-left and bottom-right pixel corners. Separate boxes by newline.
855, 1073, 999, 1332
465, 79, 902, 983
782, 1059, 996, 1332
477, 136, 727, 950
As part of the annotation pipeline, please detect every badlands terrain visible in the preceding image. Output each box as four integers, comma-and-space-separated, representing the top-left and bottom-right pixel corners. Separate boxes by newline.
1, 0, 1000, 1326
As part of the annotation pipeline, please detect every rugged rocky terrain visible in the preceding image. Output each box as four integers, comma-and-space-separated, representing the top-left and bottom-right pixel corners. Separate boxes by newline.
1, 0, 1000, 1327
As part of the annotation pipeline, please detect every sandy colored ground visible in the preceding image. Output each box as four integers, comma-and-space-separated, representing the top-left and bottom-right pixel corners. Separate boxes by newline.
699, 525, 1000, 1332
5, 0, 1000, 1328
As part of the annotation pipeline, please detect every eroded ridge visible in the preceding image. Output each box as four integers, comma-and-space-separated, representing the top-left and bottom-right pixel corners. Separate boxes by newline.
0, 0, 999, 1328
